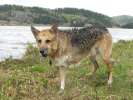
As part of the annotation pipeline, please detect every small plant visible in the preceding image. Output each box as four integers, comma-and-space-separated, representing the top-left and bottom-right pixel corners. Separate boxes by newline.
31, 65, 48, 73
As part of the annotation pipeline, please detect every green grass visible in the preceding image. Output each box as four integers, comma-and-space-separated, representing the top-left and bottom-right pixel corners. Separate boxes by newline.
0, 41, 133, 100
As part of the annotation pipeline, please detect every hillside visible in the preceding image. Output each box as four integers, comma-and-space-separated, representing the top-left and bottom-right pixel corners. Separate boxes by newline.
112, 15, 133, 26
121, 23, 133, 29
0, 5, 117, 27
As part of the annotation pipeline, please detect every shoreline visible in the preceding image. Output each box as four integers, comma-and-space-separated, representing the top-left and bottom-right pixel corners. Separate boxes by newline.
0, 40, 132, 62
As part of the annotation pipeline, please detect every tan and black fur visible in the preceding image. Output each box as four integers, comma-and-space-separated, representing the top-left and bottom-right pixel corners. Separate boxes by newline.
31, 25, 113, 90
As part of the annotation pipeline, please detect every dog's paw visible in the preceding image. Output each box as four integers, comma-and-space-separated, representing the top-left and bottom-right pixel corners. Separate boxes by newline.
107, 81, 112, 89
58, 89, 64, 95
107, 79, 112, 85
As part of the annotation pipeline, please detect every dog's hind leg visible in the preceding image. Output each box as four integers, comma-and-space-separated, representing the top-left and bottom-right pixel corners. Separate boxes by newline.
103, 54, 113, 85
100, 33, 113, 85
90, 55, 99, 74
89, 47, 100, 75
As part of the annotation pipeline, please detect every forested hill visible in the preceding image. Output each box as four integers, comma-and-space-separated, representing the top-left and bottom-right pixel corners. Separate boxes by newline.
0, 5, 118, 27
112, 15, 133, 26
112, 15, 133, 28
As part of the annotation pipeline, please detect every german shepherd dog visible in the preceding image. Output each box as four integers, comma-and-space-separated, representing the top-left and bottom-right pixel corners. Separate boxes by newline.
31, 25, 113, 91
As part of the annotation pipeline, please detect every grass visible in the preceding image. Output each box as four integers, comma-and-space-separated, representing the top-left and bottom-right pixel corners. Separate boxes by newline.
0, 41, 133, 100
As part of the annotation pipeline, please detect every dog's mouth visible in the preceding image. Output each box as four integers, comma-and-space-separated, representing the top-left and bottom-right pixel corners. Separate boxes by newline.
40, 49, 48, 57
41, 53, 48, 57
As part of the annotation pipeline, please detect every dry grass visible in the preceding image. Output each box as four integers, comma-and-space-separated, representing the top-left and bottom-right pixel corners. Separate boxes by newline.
0, 41, 133, 100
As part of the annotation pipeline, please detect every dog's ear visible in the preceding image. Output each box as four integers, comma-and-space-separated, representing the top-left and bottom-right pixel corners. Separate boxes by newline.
31, 26, 40, 37
50, 24, 58, 33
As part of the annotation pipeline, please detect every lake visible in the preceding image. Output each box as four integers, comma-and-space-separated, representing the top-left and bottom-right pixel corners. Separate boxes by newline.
0, 26, 133, 60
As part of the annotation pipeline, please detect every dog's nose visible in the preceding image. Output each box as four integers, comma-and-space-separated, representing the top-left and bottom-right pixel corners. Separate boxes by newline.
40, 50, 44, 54
40, 48, 48, 57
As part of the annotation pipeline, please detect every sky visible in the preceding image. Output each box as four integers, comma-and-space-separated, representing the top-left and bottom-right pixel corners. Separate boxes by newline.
0, 0, 133, 17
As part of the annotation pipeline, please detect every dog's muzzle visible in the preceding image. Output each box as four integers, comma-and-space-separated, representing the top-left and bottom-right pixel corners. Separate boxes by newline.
40, 48, 48, 57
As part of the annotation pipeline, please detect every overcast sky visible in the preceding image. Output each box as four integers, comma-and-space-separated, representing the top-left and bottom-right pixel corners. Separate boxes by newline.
0, 0, 133, 17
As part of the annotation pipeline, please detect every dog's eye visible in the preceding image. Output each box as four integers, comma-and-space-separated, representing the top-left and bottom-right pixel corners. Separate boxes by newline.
45, 40, 51, 43
38, 39, 42, 43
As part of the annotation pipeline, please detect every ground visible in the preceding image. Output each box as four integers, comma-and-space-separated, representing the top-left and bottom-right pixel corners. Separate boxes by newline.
0, 41, 133, 100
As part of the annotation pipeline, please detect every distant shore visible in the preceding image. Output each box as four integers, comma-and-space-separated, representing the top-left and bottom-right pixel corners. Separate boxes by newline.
0, 20, 45, 26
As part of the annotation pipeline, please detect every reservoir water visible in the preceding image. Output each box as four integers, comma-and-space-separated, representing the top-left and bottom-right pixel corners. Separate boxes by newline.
0, 26, 133, 60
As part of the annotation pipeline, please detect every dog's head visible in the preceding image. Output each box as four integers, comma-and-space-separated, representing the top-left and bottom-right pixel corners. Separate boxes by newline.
31, 25, 58, 58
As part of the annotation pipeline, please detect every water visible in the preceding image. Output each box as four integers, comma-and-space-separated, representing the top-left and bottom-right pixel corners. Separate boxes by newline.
0, 26, 133, 60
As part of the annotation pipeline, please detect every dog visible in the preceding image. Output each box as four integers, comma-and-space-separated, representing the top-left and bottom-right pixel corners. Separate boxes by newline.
31, 24, 113, 91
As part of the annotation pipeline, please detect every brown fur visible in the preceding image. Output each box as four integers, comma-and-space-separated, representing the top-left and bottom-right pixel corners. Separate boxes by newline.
31, 25, 113, 90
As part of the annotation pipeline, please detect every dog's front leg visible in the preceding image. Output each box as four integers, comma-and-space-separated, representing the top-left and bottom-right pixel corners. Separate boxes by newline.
59, 66, 66, 90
